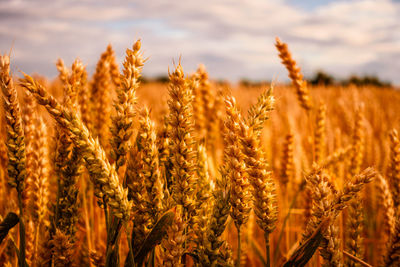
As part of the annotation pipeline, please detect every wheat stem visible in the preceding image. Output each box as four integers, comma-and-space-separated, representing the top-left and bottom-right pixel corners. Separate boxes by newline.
236, 226, 241, 267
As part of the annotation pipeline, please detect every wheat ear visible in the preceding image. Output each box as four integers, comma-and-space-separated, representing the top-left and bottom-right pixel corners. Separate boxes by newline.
388, 129, 400, 208
223, 96, 252, 266
280, 131, 294, 187
110, 39, 142, 171
314, 102, 326, 163
161, 208, 186, 267
19, 74, 132, 222
303, 170, 342, 265
51, 229, 75, 267
275, 37, 312, 111
136, 107, 164, 224
384, 217, 400, 267
376, 173, 396, 240
0, 54, 27, 266
90, 46, 112, 149
168, 63, 197, 216
107, 44, 121, 88
246, 88, 275, 137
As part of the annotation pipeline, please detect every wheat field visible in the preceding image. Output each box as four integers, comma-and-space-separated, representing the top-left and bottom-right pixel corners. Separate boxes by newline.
0, 38, 399, 267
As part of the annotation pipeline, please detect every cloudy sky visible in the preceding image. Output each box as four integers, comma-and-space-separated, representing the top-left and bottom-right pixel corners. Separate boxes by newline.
1, 0, 400, 84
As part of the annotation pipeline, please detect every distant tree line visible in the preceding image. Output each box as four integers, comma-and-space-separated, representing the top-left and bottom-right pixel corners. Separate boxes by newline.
140, 71, 393, 88
139, 76, 169, 84
238, 71, 393, 88
309, 70, 392, 88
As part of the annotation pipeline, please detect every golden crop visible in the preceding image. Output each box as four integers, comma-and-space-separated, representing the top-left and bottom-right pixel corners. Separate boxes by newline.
0, 38, 399, 267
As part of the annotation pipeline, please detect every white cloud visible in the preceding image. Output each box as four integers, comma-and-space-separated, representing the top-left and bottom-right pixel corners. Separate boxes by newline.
0, 0, 399, 84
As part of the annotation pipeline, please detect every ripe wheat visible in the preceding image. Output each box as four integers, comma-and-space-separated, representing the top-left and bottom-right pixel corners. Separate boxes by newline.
0, 38, 398, 267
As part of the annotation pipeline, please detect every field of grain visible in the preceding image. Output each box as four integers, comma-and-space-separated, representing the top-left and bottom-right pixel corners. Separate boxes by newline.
0, 38, 399, 267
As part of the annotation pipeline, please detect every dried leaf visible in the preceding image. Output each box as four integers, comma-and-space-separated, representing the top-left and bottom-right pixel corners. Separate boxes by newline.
129, 208, 176, 267
283, 217, 330, 267
0, 212, 19, 244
